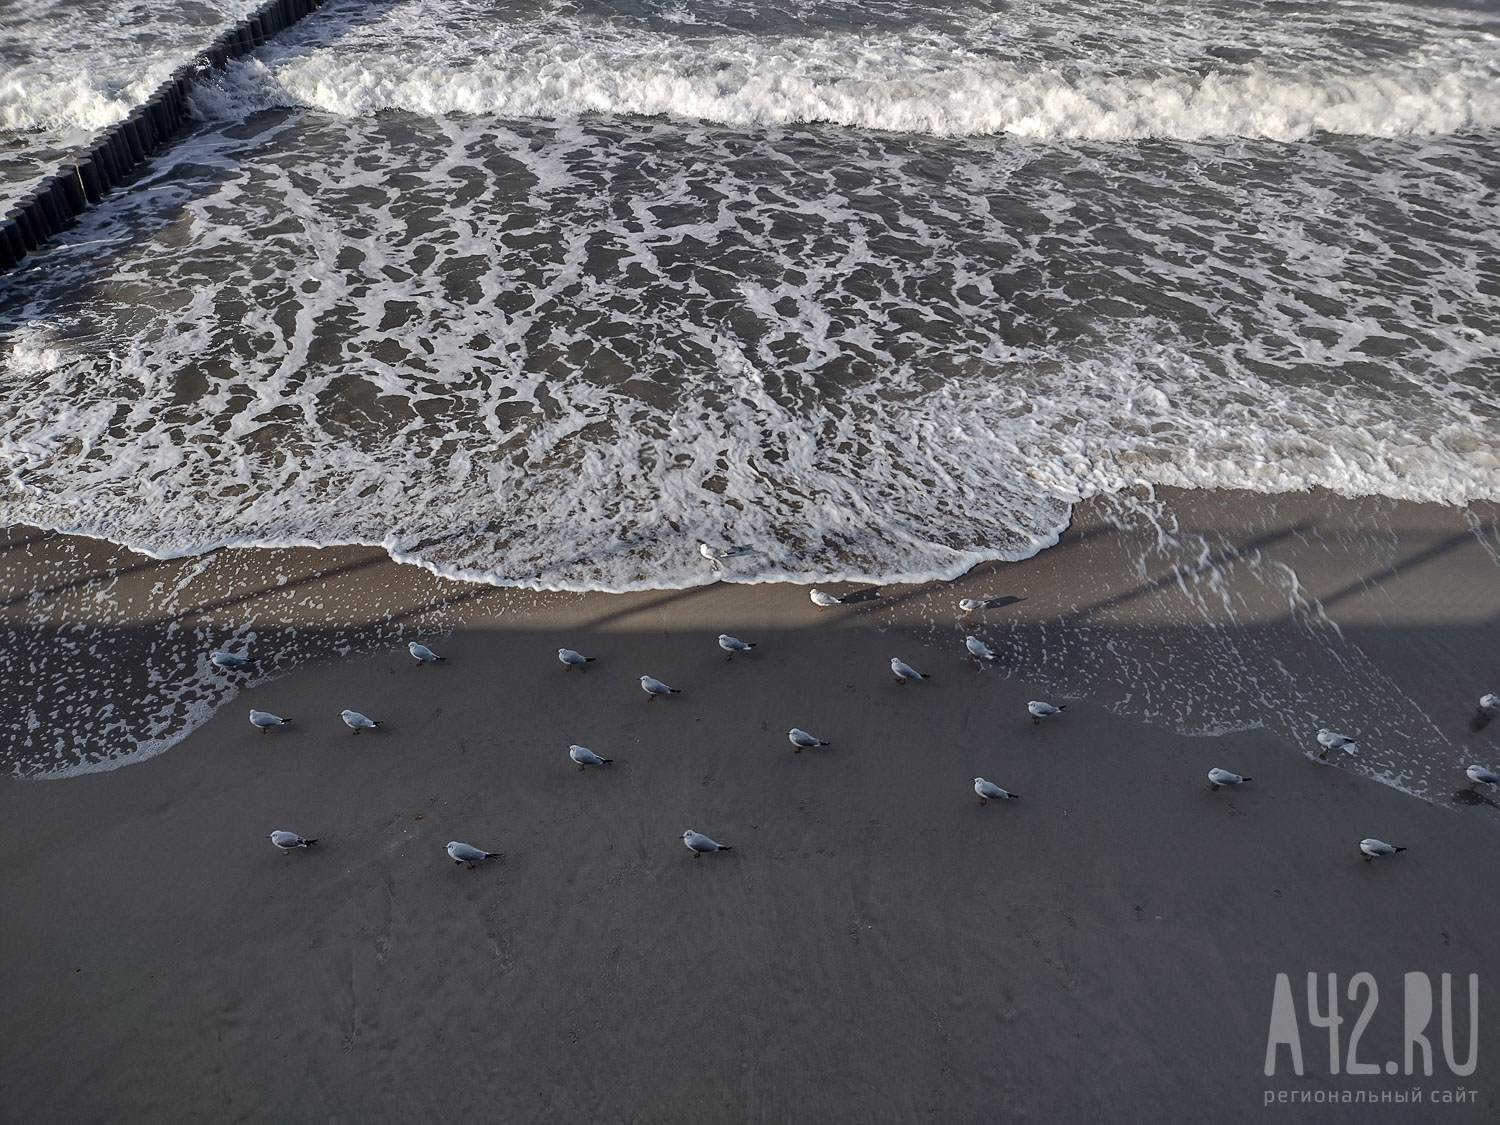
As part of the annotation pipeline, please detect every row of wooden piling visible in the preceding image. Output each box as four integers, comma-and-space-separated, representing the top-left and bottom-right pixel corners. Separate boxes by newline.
0, 0, 325, 273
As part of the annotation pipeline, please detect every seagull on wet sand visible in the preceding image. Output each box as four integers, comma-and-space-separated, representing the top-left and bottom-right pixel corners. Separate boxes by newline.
1359, 838, 1406, 862
641, 675, 681, 701
718, 634, 757, 660
973, 777, 1018, 804
408, 641, 445, 664
1208, 768, 1250, 790
810, 588, 841, 610
1480, 694, 1500, 715
341, 709, 383, 734
249, 709, 292, 734
569, 744, 613, 770
1317, 729, 1358, 759
890, 657, 928, 685
1028, 700, 1065, 724
210, 649, 253, 670
788, 728, 829, 752
447, 841, 501, 868
682, 829, 731, 856
1466, 765, 1500, 790
558, 648, 596, 671
959, 598, 983, 615
269, 830, 316, 852
965, 635, 996, 662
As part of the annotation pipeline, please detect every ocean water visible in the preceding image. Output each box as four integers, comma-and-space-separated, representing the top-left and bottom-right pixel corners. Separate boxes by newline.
0, 0, 1497, 777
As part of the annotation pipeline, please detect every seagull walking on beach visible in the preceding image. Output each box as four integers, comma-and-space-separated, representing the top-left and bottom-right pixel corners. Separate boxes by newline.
1359, 838, 1406, 862
965, 635, 996, 663
1028, 700, 1065, 724
718, 634, 757, 660
641, 675, 681, 701
788, 728, 829, 753
1466, 765, 1500, 790
210, 649, 253, 670
558, 648, 596, 671
408, 641, 445, 664
569, 744, 613, 770
1317, 729, 1358, 759
810, 588, 841, 611
973, 777, 1018, 804
341, 709, 383, 734
1207, 768, 1251, 790
890, 657, 928, 685
959, 598, 983, 616
447, 841, 501, 868
249, 709, 292, 734
682, 829, 731, 856
269, 830, 316, 852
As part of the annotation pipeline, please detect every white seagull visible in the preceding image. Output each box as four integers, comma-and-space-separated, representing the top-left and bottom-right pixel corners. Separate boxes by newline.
1359, 838, 1406, 862
1028, 700, 1065, 724
447, 841, 501, 868
641, 675, 681, 701
1480, 693, 1500, 715
788, 728, 829, 753
890, 657, 928, 684
1317, 729, 1358, 759
1207, 768, 1250, 790
269, 830, 317, 852
1466, 765, 1500, 790
682, 829, 731, 856
341, 709, 383, 734
697, 541, 723, 571
569, 744, 613, 770
959, 598, 983, 615
408, 641, 445, 664
210, 649, 253, 670
810, 588, 841, 610
973, 777, 1018, 804
249, 709, 292, 734
965, 635, 996, 662
558, 648, 596, 671
718, 634, 757, 660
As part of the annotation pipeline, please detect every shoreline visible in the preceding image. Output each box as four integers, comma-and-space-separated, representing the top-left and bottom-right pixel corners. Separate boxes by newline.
2, 484, 1498, 1119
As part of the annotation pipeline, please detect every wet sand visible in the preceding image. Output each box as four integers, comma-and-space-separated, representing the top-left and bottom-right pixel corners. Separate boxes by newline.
2, 488, 1497, 1122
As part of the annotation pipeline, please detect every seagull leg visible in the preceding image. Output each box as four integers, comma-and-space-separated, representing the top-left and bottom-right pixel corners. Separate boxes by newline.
793, 747, 801, 754
979, 797, 987, 806
1032, 716, 1040, 725
466, 862, 475, 869
578, 764, 586, 772
725, 653, 732, 661
1210, 783, 1219, 791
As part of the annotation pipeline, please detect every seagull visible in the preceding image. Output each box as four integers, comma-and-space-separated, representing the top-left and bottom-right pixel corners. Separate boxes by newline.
1466, 765, 1500, 790
788, 728, 829, 753
249, 709, 292, 734
810, 588, 841, 610
973, 777, 1018, 804
1359, 838, 1406, 862
408, 641, 445, 664
682, 829, 731, 856
210, 649, 253, 670
697, 541, 723, 572
341, 709, 383, 734
641, 675, 681, 701
447, 841, 500, 868
558, 648, 596, 671
1317, 729, 1358, 759
718, 634, 757, 660
965, 635, 996, 662
1481, 694, 1500, 715
1028, 700, 1065, 724
269, 830, 316, 852
1207, 768, 1250, 790
959, 598, 983, 615
569, 744, 613, 770
890, 657, 928, 685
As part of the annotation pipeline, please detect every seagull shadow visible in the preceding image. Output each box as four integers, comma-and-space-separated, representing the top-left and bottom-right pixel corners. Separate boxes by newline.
983, 596, 1025, 609
1470, 711, 1494, 733
1450, 789, 1499, 809
839, 586, 882, 605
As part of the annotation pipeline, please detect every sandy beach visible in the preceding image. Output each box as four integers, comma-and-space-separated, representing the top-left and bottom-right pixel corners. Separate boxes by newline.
2, 487, 1498, 1122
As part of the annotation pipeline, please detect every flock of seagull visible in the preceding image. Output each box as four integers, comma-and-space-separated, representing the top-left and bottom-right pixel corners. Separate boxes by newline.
219, 585, 1500, 870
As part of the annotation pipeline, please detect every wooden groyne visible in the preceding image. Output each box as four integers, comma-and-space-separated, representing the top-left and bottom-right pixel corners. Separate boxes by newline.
0, 0, 325, 272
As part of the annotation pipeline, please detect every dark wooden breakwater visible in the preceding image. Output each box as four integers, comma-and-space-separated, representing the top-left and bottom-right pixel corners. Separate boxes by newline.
0, 0, 325, 273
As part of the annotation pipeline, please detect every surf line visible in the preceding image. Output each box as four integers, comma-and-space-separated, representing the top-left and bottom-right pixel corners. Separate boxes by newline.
0, 0, 327, 273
